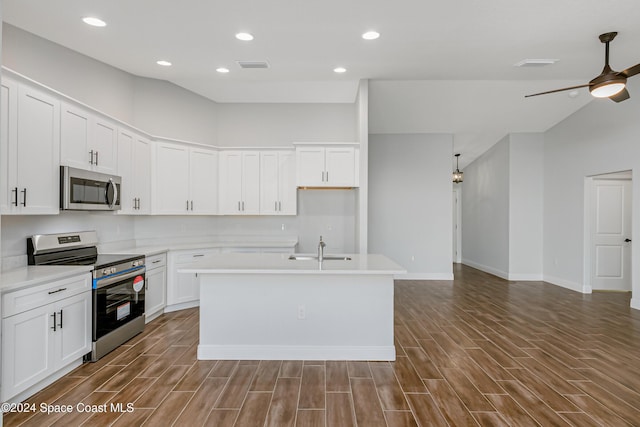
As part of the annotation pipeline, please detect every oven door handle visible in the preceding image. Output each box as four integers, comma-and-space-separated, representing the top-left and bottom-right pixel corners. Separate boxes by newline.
95, 267, 145, 289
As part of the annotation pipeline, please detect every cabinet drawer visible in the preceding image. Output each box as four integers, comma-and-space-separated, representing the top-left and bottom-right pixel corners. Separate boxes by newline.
146, 253, 167, 270
2, 273, 91, 318
175, 249, 219, 264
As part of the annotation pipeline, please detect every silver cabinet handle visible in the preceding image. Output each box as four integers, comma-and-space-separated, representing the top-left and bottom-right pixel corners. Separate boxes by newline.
48, 287, 67, 295
89, 150, 94, 165
238, 201, 241, 211
193, 254, 205, 258
95, 151, 99, 166
187, 200, 190, 211
279, 201, 282, 211
145, 277, 149, 291
191, 200, 193, 211
51, 312, 57, 332
152, 259, 161, 264
326, 171, 329, 182
21, 188, 27, 207
275, 201, 278, 211
321, 171, 325, 182
12, 187, 18, 206
242, 201, 245, 211
58, 309, 63, 329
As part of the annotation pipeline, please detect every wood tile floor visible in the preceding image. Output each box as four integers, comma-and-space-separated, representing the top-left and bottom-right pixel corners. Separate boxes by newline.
4, 264, 640, 426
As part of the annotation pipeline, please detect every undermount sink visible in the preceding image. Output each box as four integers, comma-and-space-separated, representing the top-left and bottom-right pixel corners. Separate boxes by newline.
288, 255, 352, 261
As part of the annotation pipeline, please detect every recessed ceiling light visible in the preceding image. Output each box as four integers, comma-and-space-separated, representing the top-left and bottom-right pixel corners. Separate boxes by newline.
216, 67, 230, 73
82, 17, 106, 27
362, 31, 380, 40
235, 32, 254, 41
156, 60, 172, 67
334, 67, 347, 73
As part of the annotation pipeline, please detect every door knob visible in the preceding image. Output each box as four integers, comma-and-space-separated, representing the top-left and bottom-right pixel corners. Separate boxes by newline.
624, 238, 632, 242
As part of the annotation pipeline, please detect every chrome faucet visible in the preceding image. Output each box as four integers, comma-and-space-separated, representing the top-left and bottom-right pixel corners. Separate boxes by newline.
317, 235, 326, 263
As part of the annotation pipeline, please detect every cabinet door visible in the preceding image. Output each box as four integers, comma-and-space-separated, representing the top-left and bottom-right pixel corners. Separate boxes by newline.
219, 151, 244, 214
16, 85, 60, 214
296, 147, 325, 186
190, 148, 218, 214
154, 142, 190, 214
134, 136, 152, 214
260, 152, 279, 214
56, 292, 91, 369
1, 304, 55, 401
1, 79, 18, 213
325, 147, 355, 186
278, 151, 297, 214
242, 151, 261, 215
146, 267, 166, 319
60, 103, 92, 170
92, 118, 118, 174
117, 129, 135, 214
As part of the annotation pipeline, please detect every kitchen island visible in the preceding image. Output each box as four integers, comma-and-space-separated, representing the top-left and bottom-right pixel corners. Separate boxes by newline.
178, 252, 405, 361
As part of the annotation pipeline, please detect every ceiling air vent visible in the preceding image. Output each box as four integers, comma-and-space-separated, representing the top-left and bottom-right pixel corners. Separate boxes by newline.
237, 61, 270, 69
514, 59, 558, 67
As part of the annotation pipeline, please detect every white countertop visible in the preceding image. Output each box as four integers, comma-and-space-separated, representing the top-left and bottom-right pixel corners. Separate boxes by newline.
112, 236, 299, 257
0, 265, 93, 294
178, 253, 406, 275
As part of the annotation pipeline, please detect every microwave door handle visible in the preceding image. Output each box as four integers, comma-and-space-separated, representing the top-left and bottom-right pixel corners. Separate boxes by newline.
106, 178, 118, 209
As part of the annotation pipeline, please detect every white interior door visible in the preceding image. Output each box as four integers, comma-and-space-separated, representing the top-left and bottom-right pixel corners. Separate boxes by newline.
591, 178, 632, 291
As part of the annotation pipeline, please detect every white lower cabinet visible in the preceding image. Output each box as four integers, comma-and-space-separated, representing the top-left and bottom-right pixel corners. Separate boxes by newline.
166, 249, 220, 311
1, 273, 91, 402
145, 253, 167, 322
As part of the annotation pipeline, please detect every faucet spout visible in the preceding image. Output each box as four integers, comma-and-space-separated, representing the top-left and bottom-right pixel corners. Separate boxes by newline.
317, 235, 326, 263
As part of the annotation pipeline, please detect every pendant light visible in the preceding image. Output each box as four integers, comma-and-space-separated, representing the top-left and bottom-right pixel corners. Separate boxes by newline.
453, 153, 464, 183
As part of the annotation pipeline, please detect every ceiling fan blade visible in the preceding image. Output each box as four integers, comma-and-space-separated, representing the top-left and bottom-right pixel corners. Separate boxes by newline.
525, 84, 590, 98
620, 63, 640, 77
610, 88, 630, 102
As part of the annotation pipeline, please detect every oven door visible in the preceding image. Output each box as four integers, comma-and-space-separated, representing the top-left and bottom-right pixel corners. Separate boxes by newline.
93, 267, 145, 341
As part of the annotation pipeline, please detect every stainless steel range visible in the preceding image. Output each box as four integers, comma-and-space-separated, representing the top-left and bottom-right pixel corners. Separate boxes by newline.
27, 231, 145, 361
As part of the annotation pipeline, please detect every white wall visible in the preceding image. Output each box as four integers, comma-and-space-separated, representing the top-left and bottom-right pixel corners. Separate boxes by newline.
461, 137, 510, 277
216, 103, 356, 147
133, 76, 219, 145
543, 78, 640, 308
368, 134, 453, 279
2, 23, 135, 123
508, 133, 544, 280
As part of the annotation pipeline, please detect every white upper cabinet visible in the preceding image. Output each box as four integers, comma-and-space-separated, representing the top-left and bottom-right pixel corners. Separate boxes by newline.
118, 129, 152, 214
153, 141, 218, 215
1, 78, 60, 215
219, 150, 260, 215
260, 150, 297, 215
61, 102, 118, 174
295, 143, 358, 187
189, 147, 219, 214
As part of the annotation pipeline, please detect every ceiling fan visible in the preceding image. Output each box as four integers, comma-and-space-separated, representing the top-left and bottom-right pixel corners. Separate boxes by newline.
525, 32, 640, 102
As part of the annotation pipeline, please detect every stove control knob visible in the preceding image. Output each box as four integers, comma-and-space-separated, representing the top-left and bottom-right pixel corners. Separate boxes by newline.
102, 269, 109, 276
111, 267, 117, 274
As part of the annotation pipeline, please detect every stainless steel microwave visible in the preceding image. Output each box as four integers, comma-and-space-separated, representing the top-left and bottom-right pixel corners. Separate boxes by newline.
60, 166, 121, 211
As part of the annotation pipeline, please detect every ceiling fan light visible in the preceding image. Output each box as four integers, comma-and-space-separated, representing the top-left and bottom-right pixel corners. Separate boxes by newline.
590, 80, 626, 98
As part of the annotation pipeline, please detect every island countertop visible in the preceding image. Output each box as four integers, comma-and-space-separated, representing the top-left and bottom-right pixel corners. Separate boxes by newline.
177, 252, 406, 275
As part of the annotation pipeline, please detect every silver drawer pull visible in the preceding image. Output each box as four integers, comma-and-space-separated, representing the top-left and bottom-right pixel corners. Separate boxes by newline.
193, 254, 205, 258
48, 287, 67, 295
152, 260, 162, 264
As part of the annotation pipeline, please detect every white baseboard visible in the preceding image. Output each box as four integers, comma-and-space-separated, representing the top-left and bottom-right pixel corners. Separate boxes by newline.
543, 275, 591, 294
631, 298, 640, 311
164, 300, 199, 313
461, 259, 509, 280
507, 273, 544, 281
197, 345, 396, 361
395, 273, 454, 280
